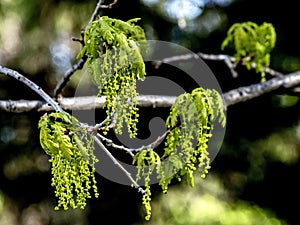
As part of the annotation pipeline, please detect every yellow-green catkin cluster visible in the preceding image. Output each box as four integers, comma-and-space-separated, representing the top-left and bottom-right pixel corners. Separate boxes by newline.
221, 21, 276, 81
38, 112, 99, 210
159, 88, 226, 192
77, 16, 147, 137
132, 88, 226, 220
133, 149, 161, 220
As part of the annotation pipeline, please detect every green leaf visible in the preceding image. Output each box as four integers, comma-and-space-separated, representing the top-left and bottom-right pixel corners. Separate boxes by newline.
38, 112, 98, 210
161, 88, 226, 193
78, 16, 147, 138
221, 21, 276, 82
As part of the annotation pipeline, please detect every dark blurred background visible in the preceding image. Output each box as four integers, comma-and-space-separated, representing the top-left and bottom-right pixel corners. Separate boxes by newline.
0, 0, 300, 224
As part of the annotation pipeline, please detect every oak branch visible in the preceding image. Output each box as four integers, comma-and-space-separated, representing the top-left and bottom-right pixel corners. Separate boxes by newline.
0, 69, 300, 113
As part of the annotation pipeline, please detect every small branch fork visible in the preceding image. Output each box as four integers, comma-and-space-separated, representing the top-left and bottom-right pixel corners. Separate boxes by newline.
0, 66, 65, 113
54, 57, 87, 98
96, 129, 170, 157
0, 64, 146, 194
94, 135, 146, 194
155, 52, 283, 78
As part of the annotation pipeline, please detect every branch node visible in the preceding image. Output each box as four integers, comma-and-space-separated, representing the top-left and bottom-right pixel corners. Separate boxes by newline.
72, 37, 84, 45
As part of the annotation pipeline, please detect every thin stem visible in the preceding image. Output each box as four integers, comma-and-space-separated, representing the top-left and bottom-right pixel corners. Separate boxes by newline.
100, 0, 118, 9
97, 133, 134, 157
87, 0, 104, 27
94, 135, 146, 194
55, 0, 110, 98
0, 66, 64, 113
54, 57, 87, 98
156, 52, 283, 78
97, 129, 169, 156
94, 112, 115, 129
129, 129, 170, 152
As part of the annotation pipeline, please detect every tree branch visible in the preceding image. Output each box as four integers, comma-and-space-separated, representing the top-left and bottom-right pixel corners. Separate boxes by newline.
0, 95, 177, 113
97, 129, 169, 157
0, 66, 64, 113
223, 71, 300, 106
54, 0, 119, 98
94, 135, 146, 194
97, 133, 135, 157
155, 52, 283, 78
87, 0, 104, 26
54, 0, 104, 98
2, 68, 300, 113
198, 53, 283, 77
54, 57, 87, 98
2, 50, 300, 113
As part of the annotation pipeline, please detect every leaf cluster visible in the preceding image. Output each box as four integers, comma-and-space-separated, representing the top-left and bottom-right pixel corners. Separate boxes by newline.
38, 16, 227, 221
160, 87, 226, 191
132, 88, 226, 220
221, 21, 276, 81
38, 112, 98, 210
78, 16, 147, 137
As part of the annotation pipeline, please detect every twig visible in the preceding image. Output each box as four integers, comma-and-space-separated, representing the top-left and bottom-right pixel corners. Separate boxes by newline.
94, 114, 112, 130
198, 52, 283, 78
127, 129, 170, 153
97, 133, 135, 157
94, 135, 146, 194
87, 0, 104, 26
223, 71, 300, 106
197, 53, 238, 78
54, 57, 87, 98
99, 0, 118, 9
249, 61, 283, 77
55, 0, 118, 98
154, 52, 198, 68
96, 129, 169, 157
82, 0, 118, 36
199, 53, 283, 78
0, 66, 64, 113
156, 52, 283, 78
80, 0, 105, 38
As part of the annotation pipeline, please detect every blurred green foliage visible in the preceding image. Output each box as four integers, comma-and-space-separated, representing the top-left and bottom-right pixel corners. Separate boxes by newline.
0, 0, 93, 75
221, 22, 276, 81
136, 175, 288, 225
1, 0, 300, 225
